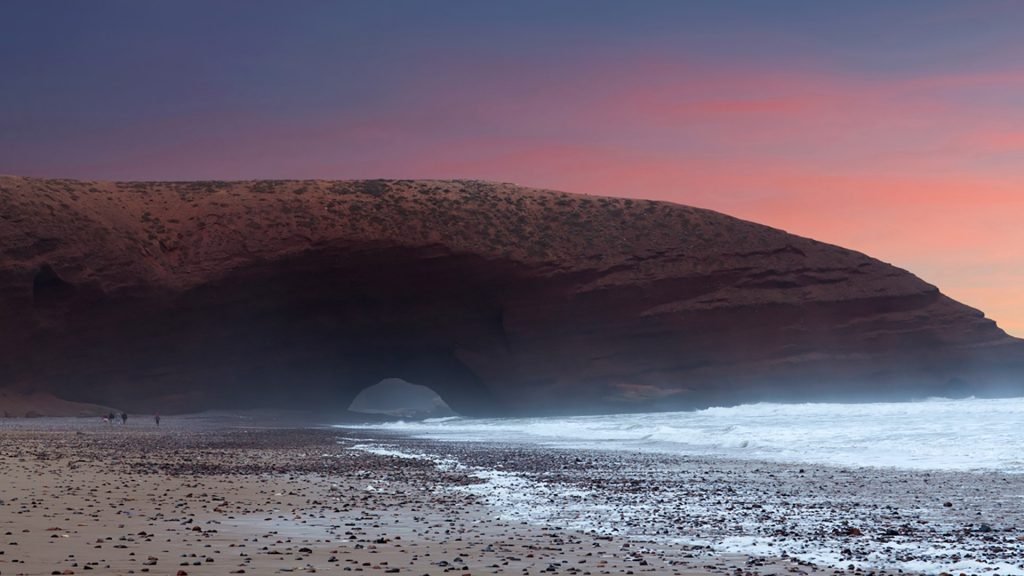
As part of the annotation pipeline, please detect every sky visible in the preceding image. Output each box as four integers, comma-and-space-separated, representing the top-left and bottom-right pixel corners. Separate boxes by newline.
1, 1, 1022, 336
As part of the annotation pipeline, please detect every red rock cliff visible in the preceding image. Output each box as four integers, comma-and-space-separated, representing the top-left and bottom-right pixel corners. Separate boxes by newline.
1, 176, 1021, 414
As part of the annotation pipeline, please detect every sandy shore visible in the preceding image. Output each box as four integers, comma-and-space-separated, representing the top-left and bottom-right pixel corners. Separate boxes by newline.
2, 415, 1020, 576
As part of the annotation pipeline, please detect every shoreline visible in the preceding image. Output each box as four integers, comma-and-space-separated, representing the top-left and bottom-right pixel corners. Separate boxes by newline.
1, 417, 1021, 576
336, 429, 1024, 576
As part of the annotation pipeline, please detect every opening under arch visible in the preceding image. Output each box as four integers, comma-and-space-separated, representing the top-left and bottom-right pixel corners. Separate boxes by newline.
348, 378, 457, 419
33, 264, 76, 309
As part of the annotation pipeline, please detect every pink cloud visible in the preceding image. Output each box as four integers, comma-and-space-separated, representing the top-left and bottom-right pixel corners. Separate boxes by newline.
961, 130, 1024, 153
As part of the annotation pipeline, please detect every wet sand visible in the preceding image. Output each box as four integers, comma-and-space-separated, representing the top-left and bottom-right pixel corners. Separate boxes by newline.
1, 416, 1020, 575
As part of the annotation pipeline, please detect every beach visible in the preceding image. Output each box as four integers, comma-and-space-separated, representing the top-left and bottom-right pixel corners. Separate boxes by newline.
1, 415, 1022, 576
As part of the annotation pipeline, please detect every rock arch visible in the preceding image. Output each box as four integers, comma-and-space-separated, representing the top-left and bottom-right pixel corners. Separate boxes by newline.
2, 176, 1022, 415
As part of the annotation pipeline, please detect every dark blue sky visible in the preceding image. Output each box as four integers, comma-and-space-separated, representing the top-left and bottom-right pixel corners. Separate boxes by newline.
3, 1, 1021, 178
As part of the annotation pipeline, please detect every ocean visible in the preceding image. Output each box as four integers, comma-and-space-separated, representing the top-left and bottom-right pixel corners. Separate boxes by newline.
336, 397, 1024, 575
347, 396, 1024, 473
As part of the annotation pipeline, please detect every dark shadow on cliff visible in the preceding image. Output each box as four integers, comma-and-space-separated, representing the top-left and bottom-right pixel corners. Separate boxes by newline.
30, 245, 557, 415
14, 241, 1024, 415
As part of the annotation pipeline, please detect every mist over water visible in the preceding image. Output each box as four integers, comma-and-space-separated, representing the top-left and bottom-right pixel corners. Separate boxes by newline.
347, 397, 1024, 473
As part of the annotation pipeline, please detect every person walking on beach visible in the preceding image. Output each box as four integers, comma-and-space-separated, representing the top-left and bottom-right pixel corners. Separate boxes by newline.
154, 413, 160, 426
120, 412, 128, 425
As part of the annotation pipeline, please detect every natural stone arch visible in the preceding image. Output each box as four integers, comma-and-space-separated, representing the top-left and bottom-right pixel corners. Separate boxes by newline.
3, 176, 1022, 416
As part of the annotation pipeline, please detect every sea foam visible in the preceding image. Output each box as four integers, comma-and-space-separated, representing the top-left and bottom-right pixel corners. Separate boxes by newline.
342, 396, 1024, 473
341, 397, 1024, 575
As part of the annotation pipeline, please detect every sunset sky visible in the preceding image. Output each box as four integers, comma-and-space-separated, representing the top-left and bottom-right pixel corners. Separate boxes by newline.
2, 1, 1022, 336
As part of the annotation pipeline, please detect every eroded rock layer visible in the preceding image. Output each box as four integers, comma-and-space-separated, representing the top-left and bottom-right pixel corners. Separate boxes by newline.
1, 176, 1021, 415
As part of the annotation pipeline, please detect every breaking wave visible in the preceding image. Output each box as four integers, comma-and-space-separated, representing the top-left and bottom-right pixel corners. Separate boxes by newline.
342, 396, 1024, 473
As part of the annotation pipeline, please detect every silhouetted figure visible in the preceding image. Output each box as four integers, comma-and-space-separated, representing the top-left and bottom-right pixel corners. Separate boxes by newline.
107, 412, 115, 425
120, 412, 128, 425
154, 413, 160, 426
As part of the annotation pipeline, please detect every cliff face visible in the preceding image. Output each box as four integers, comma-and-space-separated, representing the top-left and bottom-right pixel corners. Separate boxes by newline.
1, 176, 1021, 415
